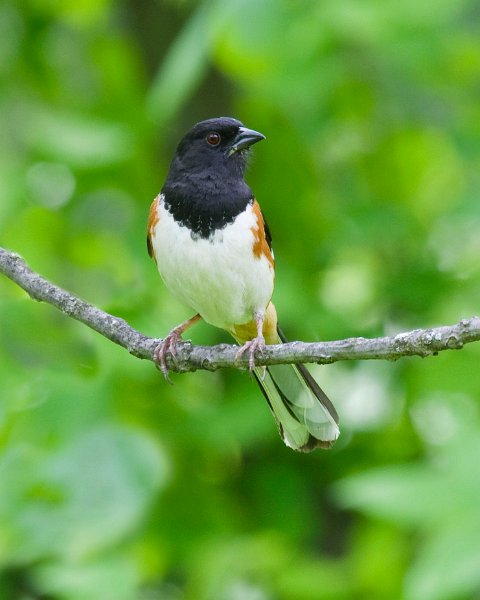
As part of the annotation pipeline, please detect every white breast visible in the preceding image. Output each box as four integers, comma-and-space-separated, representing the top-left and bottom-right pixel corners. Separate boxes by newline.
150, 195, 275, 330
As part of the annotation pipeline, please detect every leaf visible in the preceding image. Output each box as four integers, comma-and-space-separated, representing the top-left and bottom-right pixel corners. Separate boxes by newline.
22, 108, 134, 168
334, 415, 480, 600
405, 518, 480, 600
34, 553, 137, 600
46, 424, 168, 559
146, 0, 232, 124
333, 465, 447, 527
0, 424, 168, 564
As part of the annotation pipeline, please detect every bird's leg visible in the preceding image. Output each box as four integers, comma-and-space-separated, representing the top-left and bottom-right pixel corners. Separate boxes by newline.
236, 311, 266, 371
154, 313, 201, 383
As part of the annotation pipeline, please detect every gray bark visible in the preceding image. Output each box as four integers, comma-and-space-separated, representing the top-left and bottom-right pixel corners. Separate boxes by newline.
1, 247, 479, 373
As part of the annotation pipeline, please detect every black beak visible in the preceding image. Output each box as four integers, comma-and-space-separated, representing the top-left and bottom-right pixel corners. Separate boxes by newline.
228, 126, 266, 156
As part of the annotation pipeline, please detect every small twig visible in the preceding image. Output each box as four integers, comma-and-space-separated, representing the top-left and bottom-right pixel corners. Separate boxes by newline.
1, 246, 479, 373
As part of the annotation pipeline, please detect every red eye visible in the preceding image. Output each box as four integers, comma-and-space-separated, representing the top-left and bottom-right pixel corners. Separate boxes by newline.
206, 132, 221, 146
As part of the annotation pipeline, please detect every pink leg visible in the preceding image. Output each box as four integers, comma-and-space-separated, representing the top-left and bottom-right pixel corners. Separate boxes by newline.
235, 312, 265, 370
154, 313, 201, 383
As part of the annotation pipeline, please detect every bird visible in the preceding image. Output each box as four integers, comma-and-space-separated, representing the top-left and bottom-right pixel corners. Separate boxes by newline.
147, 116, 339, 452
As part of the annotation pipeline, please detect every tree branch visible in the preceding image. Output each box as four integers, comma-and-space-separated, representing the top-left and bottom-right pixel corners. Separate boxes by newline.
1, 246, 479, 373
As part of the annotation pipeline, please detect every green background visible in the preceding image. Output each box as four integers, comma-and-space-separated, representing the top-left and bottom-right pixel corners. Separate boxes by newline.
1, 1, 480, 598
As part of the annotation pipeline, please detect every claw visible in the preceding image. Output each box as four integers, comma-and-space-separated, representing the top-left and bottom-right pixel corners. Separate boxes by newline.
153, 331, 182, 384
153, 313, 202, 383
236, 334, 266, 371
235, 311, 266, 371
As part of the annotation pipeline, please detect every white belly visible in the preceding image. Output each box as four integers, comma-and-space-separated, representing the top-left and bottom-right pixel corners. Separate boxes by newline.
150, 196, 275, 330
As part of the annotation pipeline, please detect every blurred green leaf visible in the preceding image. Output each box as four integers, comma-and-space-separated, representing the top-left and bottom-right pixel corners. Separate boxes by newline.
147, 0, 233, 124
405, 518, 480, 600
22, 109, 134, 168
334, 402, 480, 599
34, 553, 138, 600
0, 423, 167, 559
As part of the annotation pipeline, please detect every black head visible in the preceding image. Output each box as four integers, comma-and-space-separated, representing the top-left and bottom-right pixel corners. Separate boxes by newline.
168, 117, 265, 181
161, 117, 265, 239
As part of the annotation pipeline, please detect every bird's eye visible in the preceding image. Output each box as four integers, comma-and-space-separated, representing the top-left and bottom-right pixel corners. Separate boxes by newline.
206, 132, 221, 146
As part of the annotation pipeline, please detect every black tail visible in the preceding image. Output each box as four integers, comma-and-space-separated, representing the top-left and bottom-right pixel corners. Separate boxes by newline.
254, 327, 339, 452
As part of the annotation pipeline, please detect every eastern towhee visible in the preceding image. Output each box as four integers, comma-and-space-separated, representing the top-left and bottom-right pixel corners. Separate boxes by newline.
147, 117, 339, 451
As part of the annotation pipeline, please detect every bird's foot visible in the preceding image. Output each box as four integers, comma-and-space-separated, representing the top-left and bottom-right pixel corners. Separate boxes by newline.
236, 334, 266, 371
153, 329, 183, 384
153, 314, 201, 383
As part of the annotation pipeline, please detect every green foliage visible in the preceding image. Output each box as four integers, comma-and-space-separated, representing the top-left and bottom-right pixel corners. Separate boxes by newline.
335, 395, 480, 600
1, 0, 480, 597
